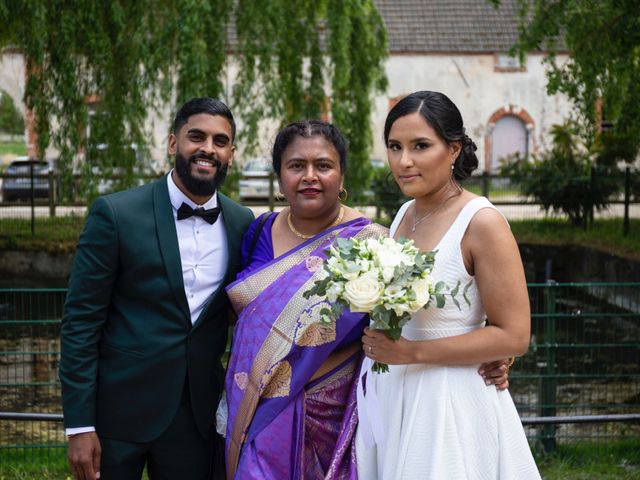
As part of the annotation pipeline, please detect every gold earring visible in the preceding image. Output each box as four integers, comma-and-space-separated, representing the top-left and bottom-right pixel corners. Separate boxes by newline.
275, 191, 285, 201
338, 188, 349, 201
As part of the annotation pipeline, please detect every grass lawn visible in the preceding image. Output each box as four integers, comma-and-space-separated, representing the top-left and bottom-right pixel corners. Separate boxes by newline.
1, 216, 638, 258
536, 438, 640, 479
0, 439, 638, 479
0, 215, 86, 253
0, 141, 28, 159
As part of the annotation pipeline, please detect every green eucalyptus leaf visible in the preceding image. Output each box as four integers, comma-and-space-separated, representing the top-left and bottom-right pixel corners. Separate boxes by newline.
450, 280, 461, 298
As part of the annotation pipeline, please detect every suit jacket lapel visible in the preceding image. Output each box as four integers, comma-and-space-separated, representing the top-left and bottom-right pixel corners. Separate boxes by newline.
218, 193, 242, 283
153, 178, 191, 325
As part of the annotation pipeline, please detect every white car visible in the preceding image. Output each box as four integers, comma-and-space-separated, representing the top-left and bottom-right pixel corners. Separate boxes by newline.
239, 158, 278, 201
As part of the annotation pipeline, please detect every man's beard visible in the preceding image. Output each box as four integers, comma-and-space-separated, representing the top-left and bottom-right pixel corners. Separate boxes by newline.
174, 150, 228, 197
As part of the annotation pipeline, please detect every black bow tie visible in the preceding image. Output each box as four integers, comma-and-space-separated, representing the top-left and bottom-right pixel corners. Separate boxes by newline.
177, 202, 221, 225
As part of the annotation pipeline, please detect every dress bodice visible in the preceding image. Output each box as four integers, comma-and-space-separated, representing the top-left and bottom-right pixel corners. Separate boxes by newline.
390, 197, 501, 340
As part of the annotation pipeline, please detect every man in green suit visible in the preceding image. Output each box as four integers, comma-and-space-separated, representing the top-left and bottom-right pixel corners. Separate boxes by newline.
59, 98, 254, 480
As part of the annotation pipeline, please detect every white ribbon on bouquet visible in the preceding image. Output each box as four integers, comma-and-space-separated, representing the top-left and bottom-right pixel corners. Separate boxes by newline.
356, 356, 386, 449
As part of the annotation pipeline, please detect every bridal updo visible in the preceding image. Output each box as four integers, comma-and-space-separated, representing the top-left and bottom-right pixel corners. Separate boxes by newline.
383, 91, 479, 181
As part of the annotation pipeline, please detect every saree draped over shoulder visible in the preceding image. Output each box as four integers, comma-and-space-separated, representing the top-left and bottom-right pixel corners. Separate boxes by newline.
225, 217, 387, 479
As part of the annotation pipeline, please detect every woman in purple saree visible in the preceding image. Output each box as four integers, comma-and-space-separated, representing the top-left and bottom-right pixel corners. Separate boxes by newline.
223, 120, 387, 479
226, 214, 386, 479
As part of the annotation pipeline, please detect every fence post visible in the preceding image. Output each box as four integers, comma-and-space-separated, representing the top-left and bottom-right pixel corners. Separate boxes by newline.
540, 280, 558, 452
268, 171, 275, 212
29, 160, 35, 236
482, 171, 489, 199
48, 170, 56, 218
624, 166, 630, 236
589, 166, 595, 226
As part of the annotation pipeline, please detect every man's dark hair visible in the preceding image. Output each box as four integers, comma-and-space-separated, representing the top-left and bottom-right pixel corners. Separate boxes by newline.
172, 97, 236, 140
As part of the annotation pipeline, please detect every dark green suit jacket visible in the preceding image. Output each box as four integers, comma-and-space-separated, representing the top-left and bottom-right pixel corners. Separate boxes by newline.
59, 177, 254, 442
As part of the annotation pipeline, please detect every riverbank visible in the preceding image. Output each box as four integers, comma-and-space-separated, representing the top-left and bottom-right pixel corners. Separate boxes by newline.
0, 217, 638, 286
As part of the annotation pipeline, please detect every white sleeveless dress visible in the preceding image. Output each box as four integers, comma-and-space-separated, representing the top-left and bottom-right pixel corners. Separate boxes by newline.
356, 197, 540, 479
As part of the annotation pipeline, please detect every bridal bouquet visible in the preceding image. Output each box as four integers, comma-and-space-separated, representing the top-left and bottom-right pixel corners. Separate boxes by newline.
303, 236, 469, 373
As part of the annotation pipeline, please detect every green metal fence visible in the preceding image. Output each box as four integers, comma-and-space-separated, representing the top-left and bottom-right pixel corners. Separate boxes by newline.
1, 284, 639, 463
512, 282, 640, 453
0, 288, 66, 464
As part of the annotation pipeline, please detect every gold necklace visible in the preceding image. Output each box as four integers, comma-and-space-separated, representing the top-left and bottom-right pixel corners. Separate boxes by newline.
412, 194, 458, 232
287, 206, 345, 239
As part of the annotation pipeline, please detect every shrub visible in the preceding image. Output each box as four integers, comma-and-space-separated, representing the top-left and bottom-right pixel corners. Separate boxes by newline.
370, 167, 408, 222
500, 124, 620, 226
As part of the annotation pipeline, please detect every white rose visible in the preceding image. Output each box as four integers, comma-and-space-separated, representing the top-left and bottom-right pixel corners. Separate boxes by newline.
408, 276, 433, 311
343, 276, 383, 312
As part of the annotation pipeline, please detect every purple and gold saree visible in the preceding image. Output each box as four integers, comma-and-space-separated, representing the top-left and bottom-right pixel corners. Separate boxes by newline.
225, 214, 387, 479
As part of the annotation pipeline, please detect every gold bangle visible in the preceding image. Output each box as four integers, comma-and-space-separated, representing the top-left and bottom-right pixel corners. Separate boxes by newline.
507, 356, 516, 368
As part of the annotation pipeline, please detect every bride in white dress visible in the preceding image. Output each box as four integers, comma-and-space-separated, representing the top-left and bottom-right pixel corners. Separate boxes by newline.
356, 91, 540, 479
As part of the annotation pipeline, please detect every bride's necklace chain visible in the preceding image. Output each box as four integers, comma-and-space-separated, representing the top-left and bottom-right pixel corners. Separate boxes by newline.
412, 194, 458, 232
287, 205, 345, 239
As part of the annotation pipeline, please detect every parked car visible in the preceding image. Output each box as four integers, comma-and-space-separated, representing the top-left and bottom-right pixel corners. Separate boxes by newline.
370, 158, 386, 170
238, 157, 278, 201
1, 157, 53, 202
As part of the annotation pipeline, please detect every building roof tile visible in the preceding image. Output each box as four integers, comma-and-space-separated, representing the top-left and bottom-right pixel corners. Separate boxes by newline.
374, 0, 522, 53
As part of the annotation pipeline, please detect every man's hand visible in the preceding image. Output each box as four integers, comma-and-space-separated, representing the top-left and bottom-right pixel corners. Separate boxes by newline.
67, 431, 101, 480
478, 358, 510, 390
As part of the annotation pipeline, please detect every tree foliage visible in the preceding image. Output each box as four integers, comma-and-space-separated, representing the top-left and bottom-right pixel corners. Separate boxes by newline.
492, 0, 640, 162
0, 90, 24, 135
0, 0, 387, 201
370, 167, 408, 223
233, 0, 387, 201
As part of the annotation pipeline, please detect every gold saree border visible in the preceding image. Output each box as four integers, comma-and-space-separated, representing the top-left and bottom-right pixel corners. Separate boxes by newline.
227, 222, 388, 478
228, 237, 329, 315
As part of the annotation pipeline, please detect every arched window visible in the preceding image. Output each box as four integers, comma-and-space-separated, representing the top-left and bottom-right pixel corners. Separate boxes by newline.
490, 114, 528, 170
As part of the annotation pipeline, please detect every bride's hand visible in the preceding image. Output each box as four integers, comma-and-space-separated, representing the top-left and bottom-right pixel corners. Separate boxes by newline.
361, 327, 416, 365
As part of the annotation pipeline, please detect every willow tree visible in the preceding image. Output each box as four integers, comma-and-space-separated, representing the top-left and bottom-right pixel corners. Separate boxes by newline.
0, 0, 387, 201
234, 0, 388, 200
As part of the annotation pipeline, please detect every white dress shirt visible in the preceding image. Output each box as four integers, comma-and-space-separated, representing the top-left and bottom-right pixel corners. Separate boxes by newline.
66, 173, 228, 436
167, 172, 228, 324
